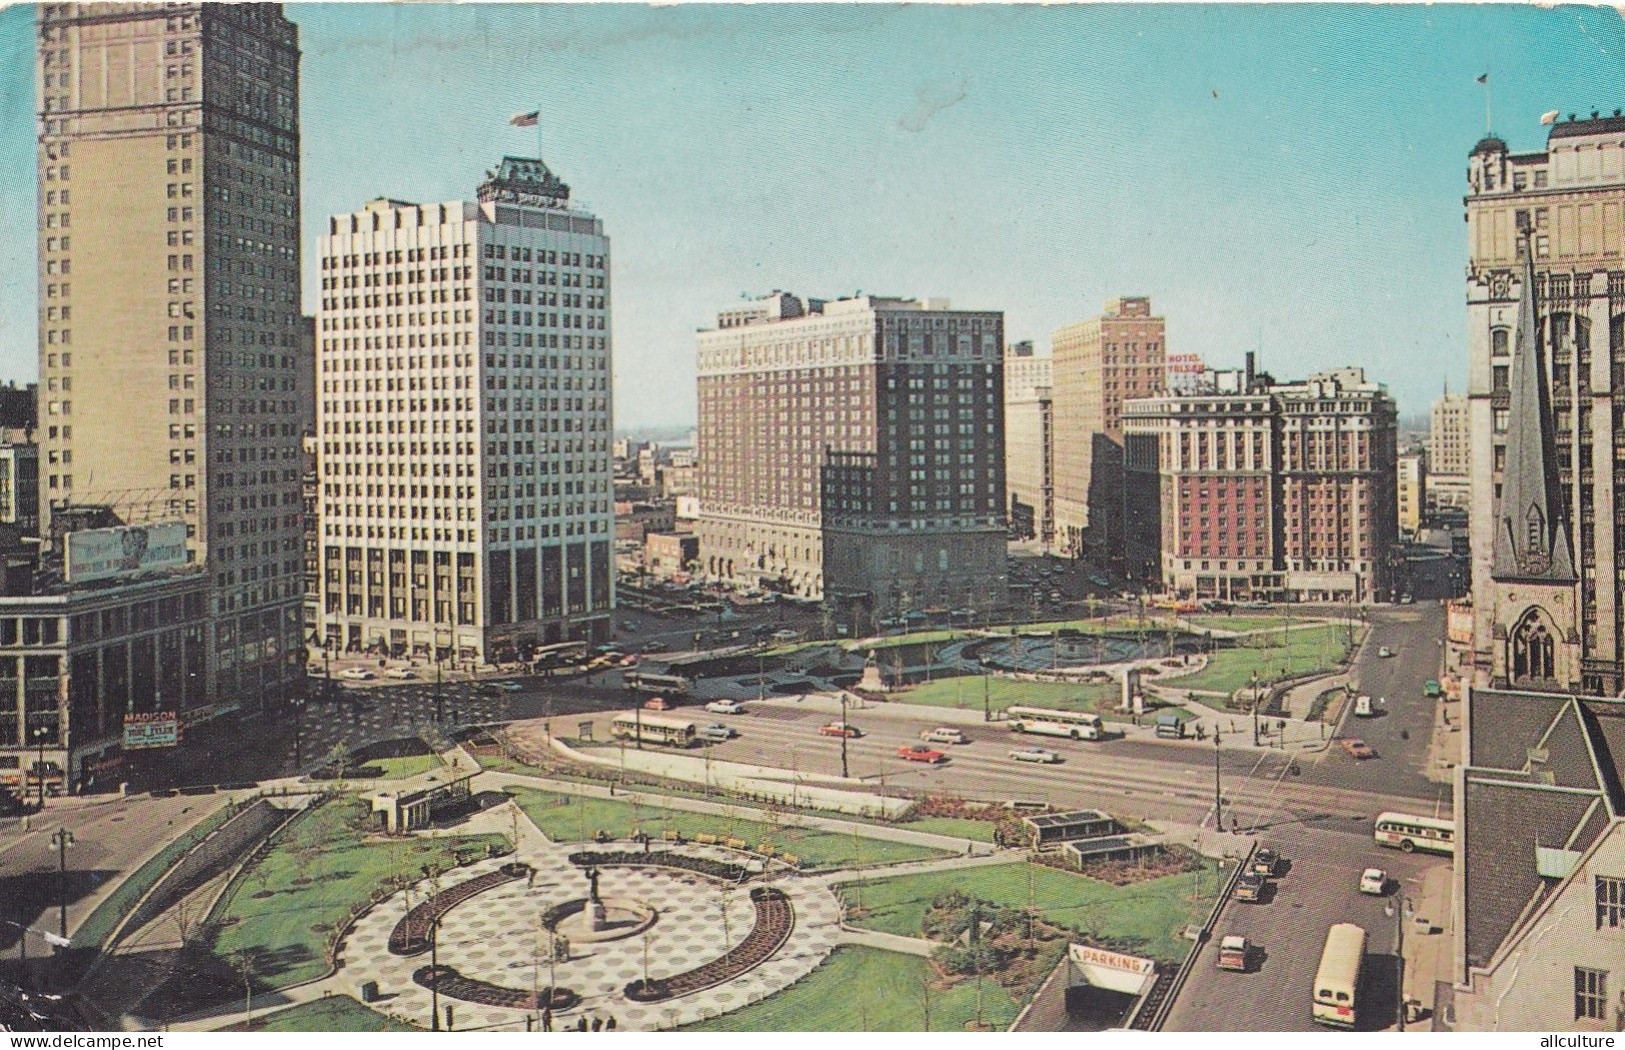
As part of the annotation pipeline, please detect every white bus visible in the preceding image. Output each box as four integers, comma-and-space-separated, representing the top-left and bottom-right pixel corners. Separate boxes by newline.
610, 713, 698, 748
1311, 923, 1367, 1028
623, 671, 692, 697
1006, 706, 1103, 740
1373, 812, 1456, 856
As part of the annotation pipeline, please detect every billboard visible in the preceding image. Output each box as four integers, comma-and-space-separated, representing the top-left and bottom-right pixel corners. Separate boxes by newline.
66, 522, 188, 583
123, 711, 181, 750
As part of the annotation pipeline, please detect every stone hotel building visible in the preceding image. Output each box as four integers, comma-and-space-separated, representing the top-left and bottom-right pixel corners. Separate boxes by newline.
696, 293, 1007, 623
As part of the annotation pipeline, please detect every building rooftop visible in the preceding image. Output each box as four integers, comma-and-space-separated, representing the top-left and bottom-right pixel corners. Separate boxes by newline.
1548, 109, 1625, 140
1461, 686, 1625, 972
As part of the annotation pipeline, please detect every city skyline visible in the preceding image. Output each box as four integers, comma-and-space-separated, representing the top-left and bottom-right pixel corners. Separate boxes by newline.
0, 3, 1620, 428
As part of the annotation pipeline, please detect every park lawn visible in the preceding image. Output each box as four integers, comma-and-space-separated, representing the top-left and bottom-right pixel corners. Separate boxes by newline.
1013, 614, 1175, 635
231, 996, 418, 1032
1183, 615, 1310, 634
506, 786, 949, 870
681, 946, 1019, 1032
839, 859, 1222, 965
848, 628, 970, 651
208, 796, 509, 990
1165, 623, 1358, 695
69, 802, 236, 952
358, 753, 443, 780
903, 816, 997, 842
894, 675, 1131, 719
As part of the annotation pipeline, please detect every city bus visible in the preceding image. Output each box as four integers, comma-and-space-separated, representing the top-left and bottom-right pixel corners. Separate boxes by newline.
1311, 923, 1367, 1028
531, 640, 589, 671
1373, 812, 1456, 855
610, 713, 698, 748
1006, 706, 1103, 740
623, 671, 692, 697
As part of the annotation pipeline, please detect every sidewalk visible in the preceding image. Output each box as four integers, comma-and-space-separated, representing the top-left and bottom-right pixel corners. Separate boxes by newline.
1398, 860, 1454, 1031
468, 763, 999, 857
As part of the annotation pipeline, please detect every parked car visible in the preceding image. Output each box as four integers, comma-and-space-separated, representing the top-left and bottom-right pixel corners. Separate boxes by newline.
1340, 737, 1377, 760
1008, 746, 1060, 764
1235, 873, 1267, 902
1216, 934, 1252, 972
338, 668, 376, 681
384, 667, 416, 680
897, 745, 947, 764
771, 629, 800, 642
1378, 646, 1394, 658
644, 697, 672, 712
1353, 694, 1374, 718
697, 723, 737, 743
495, 680, 524, 692
1360, 868, 1389, 896
820, 722, 862, 738
920, 726, 970, 745
642, 641, 669, 653
706, 700, 746, 715
1251, 848, 1280, 877
622, 621, 640, 632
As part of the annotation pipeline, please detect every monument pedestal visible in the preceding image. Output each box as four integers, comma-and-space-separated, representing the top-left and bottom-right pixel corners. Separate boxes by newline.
589, 900, 608, 932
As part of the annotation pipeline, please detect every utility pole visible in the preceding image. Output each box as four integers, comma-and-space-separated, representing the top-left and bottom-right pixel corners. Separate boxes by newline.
430, 914, 441, 1031
51, 827, 74, 939
839, 691, 849, 779
434, 661, 444, 724
1213, 728, 1223, 831
983, 674, 991, 723
33, 725, 48, 810
1251, 671, 1261, 747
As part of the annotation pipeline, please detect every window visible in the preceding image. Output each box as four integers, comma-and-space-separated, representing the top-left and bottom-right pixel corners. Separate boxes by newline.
1576, 967, 1608, 1021
1598, 877, 1625, 929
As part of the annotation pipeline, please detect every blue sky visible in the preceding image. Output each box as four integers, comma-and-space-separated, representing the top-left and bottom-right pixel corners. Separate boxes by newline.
0, 3, 1621, 428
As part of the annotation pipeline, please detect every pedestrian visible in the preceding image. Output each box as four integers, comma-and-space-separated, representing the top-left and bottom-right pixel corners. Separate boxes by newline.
592, 1017, 603, 1031
577, 1017, 589, 1032
605, 1017, 617, 1031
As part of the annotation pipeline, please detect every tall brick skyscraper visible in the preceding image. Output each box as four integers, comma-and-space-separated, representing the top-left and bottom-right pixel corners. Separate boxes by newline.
696, 293, 1007, 628
1051, 296, 1166, 559
37, 3, 306, 713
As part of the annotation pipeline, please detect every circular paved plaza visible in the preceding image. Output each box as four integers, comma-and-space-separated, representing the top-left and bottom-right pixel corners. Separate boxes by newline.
339, 828, 843, 1031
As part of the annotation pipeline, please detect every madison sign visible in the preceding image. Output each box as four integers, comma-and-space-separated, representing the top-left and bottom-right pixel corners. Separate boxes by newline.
123, 710, 181, 750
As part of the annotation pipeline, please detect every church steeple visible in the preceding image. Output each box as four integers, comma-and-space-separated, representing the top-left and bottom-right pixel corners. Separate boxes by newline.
1492, 243, 1575, 583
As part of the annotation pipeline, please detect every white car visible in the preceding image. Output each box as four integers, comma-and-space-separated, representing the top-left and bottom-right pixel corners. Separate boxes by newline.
706, 700, 746, 715
1378, 646, 1393, 658
771, 629, 800, 642
338, 668, 376, 681
1009, 746, 1060, 764
384, 667, 416, 680
1360, 868, 1388, 895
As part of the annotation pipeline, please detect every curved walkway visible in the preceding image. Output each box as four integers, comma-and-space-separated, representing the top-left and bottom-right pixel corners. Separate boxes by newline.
336, 807, 843, 1031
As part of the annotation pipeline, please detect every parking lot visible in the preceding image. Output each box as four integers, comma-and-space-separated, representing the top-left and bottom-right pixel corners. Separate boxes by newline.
1165, 823, 1447, 1032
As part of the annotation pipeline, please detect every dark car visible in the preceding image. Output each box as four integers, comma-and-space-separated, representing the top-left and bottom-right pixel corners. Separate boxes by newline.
1235, 872, 1267, 902
1251, 848, 1280, 877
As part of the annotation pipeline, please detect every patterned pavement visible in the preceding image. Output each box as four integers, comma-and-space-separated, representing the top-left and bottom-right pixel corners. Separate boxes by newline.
338, 818, 843, 1031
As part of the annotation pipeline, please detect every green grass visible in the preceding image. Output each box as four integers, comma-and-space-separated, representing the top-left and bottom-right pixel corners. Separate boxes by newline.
903, 816, 998, 842
1183, 615, 1308, 634
506, 786, 950, 870
840, 859, 1221, 965
894, 675, 1132, 720
69, 803, 236, 952
231, 996, 418, 1032
357, 753, 444, 780
208, 796, 509, 990
851, 629, 969, 651
681, 946, 1020, 1032
1163, 623, 1357, 695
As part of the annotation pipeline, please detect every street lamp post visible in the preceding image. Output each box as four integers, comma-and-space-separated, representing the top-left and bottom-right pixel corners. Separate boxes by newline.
1213, 728, 1223, 831
51, 827, 74, 940
430, 913, 442, 1031
291, 697, 306, 771
434, 661, 445, 724
1251, 671, 1261, 747
32, 725, 48, 810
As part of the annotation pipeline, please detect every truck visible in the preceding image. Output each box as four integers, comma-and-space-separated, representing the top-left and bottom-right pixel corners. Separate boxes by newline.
1353, 694, 1374, 718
